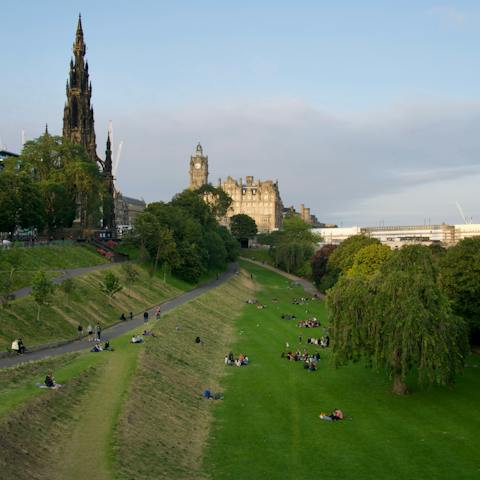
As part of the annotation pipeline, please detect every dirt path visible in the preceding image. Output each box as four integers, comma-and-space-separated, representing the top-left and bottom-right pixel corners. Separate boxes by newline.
52, 345, 138, 480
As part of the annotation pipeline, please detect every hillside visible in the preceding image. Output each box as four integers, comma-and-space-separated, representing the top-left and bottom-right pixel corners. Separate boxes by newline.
0, 244, 109, 291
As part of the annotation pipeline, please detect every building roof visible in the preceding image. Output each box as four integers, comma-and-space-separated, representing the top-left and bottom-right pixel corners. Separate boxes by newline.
0, 150, 20, 158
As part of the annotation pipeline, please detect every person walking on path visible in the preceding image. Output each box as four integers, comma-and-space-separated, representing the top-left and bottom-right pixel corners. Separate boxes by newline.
155, 307, 161, 320
95, 323, 102, 341
143, 311, 149, 323
87, 325, 93, 342
77, 324, 83, 338
129, 311, 133, 321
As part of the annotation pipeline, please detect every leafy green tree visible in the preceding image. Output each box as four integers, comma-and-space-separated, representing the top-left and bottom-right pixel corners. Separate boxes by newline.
348, 243, 393, 278
0, 249, 21, 308
13, 134, 104, 231
217, 226, 240, 262
439, 237, 480, 340
121, 263, 140, 294
101, 271, 123, 304
328, 235, 380, 274
196, 184, 232, 218
270, 216, 320, 276
230, 214, 258, 244
328, 246, 469, 395
311, 244, 337, 287
0, 170, 45, 235
31, 271, 55, 321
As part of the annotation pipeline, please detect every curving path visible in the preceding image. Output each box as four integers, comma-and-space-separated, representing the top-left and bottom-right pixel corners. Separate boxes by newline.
0, 263, 237, 369
240, 256, 323, 298
10, 263, 120, 301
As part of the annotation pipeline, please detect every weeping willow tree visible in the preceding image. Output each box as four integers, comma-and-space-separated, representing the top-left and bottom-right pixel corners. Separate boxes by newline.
328, 245, 469, 395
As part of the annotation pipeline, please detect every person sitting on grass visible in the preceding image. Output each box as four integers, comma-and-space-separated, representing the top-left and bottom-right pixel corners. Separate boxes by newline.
44, 372, 61, 389
104, 341, 114, 351
91, 343, 103, 352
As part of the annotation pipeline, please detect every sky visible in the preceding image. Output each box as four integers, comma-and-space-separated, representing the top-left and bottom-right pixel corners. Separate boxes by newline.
1, 0, 480, 226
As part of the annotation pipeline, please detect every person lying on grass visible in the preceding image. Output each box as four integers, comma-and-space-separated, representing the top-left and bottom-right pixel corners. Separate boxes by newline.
131, 335, 144, 344
142, 330, 156, 337
297, 318, 319, 328
319, 409, 345, 421
246, 298, 258, 304
203, 389, 224, 400
281, 314, 296, 320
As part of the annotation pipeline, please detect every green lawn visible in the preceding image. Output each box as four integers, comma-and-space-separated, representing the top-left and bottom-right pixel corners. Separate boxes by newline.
240, 247, 274, 265
0, 244, 108, 291
204, 261, 480, 480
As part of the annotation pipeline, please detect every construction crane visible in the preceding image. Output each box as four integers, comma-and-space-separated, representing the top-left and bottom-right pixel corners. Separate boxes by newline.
455, 201, 472, 224
113, 140, 123, 177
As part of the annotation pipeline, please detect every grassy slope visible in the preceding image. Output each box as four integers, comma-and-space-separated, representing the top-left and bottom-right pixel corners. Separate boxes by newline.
204, 261, 480, 480
0, 270, 253, 480
240, 247, 274, 265
0, 264, 184, 350
0, 244, 108, 290
114, 271, 254, 480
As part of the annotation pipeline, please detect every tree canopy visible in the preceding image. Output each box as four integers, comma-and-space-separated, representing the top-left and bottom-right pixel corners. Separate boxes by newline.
439, 237, 480, 341
1, 134, 104, 233
328, 245, 468, 395
134, 189, 239, 283
230, 214, 257, 242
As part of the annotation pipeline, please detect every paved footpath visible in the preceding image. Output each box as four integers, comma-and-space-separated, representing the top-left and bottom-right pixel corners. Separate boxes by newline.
11, 263, 119, 301
240, 256, 323, 298
0, 263, 237, 369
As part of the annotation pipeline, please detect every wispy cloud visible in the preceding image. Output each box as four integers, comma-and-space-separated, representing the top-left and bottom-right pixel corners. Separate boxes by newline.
429, 5, 466, 28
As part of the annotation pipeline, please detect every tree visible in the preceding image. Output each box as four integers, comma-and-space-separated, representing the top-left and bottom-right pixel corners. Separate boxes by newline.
0, 170, 45, 236
439, 237, 480, 341
101, 271, 123, 304
328, 246, 469, 395
323, 235, 380, 288
0, 248, 22, 308
196, 184, 232, 218
311, 244, 337, 287
347, 243, 393, 278
121, 263, 140, 294
12, 134, 104, 231
230, 214, 257, 245
31, 271, 55, 321
328, 235, 380, 274
271, 216, 320, 276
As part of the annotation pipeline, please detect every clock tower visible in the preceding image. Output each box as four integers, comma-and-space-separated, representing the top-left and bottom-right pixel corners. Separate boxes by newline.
189, 142, 209, 189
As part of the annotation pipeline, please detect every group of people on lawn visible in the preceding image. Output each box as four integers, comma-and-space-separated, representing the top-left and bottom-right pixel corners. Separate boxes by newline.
224, 351, 249, 366
297, 318, 320, 328
307, 336, 330, 347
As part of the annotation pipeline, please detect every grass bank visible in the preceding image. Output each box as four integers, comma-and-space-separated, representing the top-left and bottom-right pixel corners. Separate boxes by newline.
0, 244, 108, 291
113, 270, 255, 480
0, 263, 184, 351
204, 261, 480, 480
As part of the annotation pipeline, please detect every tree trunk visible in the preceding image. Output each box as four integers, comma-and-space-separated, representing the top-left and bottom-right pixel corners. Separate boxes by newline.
392, 373, 408, 395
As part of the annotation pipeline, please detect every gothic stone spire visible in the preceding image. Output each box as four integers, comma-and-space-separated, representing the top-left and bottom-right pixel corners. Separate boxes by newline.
63, 14, 98, 162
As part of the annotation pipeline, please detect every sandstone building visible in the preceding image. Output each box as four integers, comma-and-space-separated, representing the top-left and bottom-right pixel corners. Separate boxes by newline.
187, 143, 284, 233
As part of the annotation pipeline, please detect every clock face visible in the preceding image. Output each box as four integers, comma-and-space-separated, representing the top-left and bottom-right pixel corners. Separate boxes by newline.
195, 162, 201, 169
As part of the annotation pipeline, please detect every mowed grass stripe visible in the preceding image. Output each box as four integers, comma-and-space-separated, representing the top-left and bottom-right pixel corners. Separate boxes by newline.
203, 261, 480, 480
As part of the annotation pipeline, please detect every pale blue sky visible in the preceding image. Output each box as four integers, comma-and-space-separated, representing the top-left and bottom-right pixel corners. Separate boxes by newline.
1, 1, 480, 225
